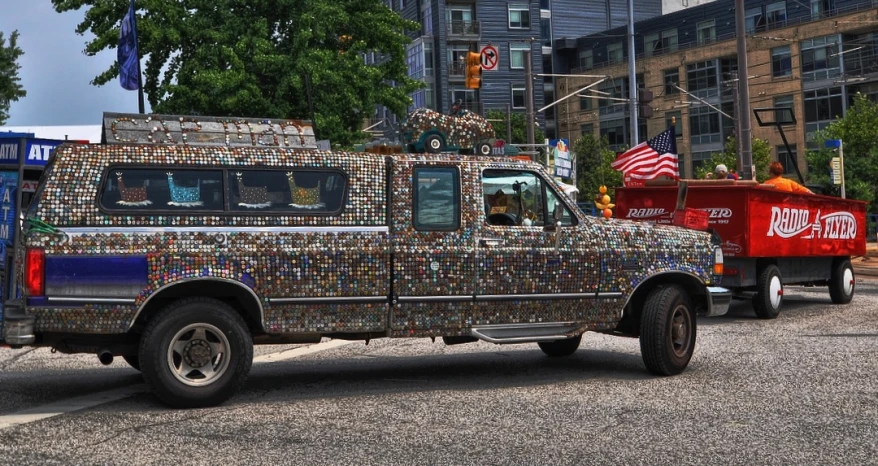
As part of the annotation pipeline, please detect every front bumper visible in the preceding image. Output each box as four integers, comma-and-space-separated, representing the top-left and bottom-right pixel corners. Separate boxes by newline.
1, 302, 35, 345
705, 286, 732, 317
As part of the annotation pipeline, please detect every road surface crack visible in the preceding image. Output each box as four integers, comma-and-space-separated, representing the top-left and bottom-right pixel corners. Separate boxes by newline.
0, 348, 38, 371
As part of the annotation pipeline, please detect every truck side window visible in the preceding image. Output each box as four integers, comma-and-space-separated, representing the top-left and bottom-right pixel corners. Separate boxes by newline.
543, 185, 576, 226
413, 167, 460, 231
100, 168, 224, 212
228, 169, 346, 213
483, 170, 546, 226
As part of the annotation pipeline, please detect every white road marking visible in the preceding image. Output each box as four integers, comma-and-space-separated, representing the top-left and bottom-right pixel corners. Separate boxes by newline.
0, 339, 355, 430
252, 339, 354, 363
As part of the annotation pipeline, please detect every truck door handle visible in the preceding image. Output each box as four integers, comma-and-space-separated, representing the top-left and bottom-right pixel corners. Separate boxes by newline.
479, 237, 503, 247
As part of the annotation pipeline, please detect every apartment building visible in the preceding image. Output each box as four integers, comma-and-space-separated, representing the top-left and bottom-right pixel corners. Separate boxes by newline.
554, 0, 878, 178
369, 0, 662, 140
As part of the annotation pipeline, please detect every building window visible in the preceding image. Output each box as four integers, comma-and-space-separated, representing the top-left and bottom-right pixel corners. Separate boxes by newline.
414, 167, 460, 231
607, 42, 624, 64
811, 0, 835, 19
447, 5, 474, 35
774, 95, 795, 123
579, 94, 593, 111
665, 111, 683, 138
691, 150, 719, 173
772, 46, 792, 78
422, 3, 433, 35
579, 50, 593, 70
644, 29, 678, 57
512, 85, 525, 109
803, 87, 843, 142
508, 3, 530, 29
801, 35, 841, 82
580, 123, 594, 136
598, 78, 627, 115
745, 7, 765, 34
697, 20, 715, 45
664, 68, 680, 96
765, 2, 787, 28
777, 145, 798, 175
541, 18, 551, 47
600, 118, 627, 151
720, 57, 738, 99
689, 106, 721, 145
510, 42, 530, 69
687, 60, 718, 99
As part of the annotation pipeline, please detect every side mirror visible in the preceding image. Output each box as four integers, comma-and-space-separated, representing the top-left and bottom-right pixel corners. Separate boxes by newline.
553, 202, 563, 223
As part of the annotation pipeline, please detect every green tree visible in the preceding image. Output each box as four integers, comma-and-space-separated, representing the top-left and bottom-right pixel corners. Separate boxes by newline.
484, 109, 545, 145
52, 0, 423, 147
572, 133, 622, 201
0, 30, 26, 125
693, 136, 772, 182
806, 93, 878, 210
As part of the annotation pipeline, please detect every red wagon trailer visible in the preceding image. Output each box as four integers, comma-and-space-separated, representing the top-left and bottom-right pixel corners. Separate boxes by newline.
615, 181, 867, 318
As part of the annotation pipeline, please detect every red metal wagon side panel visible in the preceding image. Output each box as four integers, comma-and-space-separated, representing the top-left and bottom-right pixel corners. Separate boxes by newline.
744, 188, 866, 258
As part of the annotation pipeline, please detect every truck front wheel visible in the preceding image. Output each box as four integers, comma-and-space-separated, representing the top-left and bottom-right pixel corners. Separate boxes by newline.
538, 335, 582, 357
139, 298, 253, 408
476, 142, 493, 156
639, 285, 696, 376
828, 258, 855, 304
753, 265, 783, 319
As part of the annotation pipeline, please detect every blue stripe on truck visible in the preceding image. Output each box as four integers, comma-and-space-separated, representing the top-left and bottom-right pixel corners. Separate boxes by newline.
45, 256, 148, 288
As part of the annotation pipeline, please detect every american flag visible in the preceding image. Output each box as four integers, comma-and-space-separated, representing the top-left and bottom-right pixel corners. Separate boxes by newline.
611, 126, 679, 185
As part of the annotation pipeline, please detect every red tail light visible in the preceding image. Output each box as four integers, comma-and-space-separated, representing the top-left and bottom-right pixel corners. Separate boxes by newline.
25, 248, 45, 296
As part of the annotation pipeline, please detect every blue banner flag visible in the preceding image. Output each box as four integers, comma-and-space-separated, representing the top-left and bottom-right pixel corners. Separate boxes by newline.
118, 0, 140, 91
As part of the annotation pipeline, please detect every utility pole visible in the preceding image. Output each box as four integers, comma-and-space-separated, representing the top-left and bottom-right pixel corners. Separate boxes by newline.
735, 0, 753, 180
627, 0, 638, 145
525, 48, 535, 155
507, 103, 512, 142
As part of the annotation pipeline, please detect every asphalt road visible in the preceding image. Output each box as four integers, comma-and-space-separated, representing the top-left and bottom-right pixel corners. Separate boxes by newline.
1, 281, 877, 466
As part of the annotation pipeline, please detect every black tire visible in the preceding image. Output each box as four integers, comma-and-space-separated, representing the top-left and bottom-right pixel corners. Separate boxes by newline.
753, 264, 783, 319
829, 258, 855, 304
476, 142, 493, 156
139, 297, 253, 409
424, 134, 444, 153
122, 354, 141, 371
639, 285, 696, 376
538, 335, 582, 357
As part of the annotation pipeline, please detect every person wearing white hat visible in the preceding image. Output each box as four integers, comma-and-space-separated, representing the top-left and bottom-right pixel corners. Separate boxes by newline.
714, 164, 734, 179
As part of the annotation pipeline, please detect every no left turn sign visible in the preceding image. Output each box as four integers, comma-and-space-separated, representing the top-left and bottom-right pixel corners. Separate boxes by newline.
480, 45, 498, 71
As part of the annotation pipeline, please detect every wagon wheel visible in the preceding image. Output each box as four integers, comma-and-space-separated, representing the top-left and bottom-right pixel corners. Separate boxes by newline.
753, 264, 783, 319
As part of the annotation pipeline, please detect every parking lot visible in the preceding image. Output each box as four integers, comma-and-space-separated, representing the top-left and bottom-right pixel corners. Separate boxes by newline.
1, 280, 877, 465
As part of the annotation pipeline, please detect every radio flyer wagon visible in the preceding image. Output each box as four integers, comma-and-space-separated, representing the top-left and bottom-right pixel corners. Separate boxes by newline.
616, 180, 867, 318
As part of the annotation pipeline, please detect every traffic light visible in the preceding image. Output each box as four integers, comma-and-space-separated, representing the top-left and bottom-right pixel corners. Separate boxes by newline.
465, 51, 482, 89
638, 89, 654, 118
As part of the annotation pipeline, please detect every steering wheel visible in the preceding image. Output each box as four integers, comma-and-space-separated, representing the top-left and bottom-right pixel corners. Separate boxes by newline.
487, 212, 517, 226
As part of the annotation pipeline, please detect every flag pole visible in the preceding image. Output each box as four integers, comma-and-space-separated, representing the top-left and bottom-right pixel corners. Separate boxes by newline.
131, 0, 145, 114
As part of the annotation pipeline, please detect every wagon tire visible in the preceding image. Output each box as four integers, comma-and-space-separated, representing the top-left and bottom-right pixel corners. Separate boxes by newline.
828, 258, 855, 304
640, 284, 696, 376
476, 142, 493, 156
139, 297, 253, 409
538, 335, 582, 357
424, 134, 444, 153
122, 354, 140, 371
753, 265, 783, 319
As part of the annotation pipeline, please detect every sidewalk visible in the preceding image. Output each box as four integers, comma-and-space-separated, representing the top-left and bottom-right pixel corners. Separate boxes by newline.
853, 242, 878, 277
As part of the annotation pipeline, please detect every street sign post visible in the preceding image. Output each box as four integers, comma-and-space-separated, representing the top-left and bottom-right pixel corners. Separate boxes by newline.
480, 45, 498, 71
825, 139, 845, 198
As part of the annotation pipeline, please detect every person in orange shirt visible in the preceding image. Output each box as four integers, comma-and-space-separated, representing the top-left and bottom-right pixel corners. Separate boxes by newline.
763, 161, 813, 194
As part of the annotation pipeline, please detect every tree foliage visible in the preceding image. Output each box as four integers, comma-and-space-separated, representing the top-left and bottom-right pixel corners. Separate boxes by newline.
0, 30, 27, 126
693, 136, 772, 182
806, 93, 878, 210
572, 133, 622, 201
52, 0, 423, 147
485, 109, 545, 145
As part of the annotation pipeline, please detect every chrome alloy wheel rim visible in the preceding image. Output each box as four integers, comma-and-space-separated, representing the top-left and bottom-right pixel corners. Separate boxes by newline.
769, 275, 783, 309
167, 323, 231, 387
429, 138, 442, 150
670, 304, 692, 358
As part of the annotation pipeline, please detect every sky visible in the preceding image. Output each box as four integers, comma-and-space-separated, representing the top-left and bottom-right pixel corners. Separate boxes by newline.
1, 0, 150, 126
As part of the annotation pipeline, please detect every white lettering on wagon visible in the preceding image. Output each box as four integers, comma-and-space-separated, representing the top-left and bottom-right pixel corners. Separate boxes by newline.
766, 207, 857, 240
700, 207, 733, 219
627, 208, 667, 219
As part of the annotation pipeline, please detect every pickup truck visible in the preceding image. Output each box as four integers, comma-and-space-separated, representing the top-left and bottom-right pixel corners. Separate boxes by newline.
2, 145, 730, 408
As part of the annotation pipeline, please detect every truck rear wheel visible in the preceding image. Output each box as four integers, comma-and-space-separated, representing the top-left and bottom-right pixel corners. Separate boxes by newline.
424, 134, 444, 153
139, 297, 253, 408
753, 265, 783, 319
476, 142, 492, 156
828, 258, 855, 304
639, 285, 695, 376
538, 335, 582, 357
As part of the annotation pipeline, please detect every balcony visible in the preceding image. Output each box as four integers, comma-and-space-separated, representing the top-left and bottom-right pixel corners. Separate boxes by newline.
447, 20, 480, 39
448, 62, 466, 80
